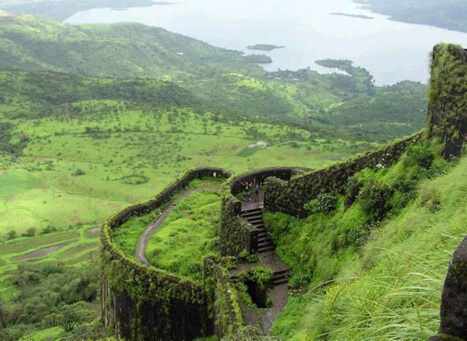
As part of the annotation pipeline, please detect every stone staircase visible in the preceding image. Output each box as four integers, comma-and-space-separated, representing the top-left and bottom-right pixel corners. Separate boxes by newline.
241, 207, 275, 253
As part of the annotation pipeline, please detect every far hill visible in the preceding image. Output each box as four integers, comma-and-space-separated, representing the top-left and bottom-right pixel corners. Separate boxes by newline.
0, 14, 428, 142
356, 0, 467, 33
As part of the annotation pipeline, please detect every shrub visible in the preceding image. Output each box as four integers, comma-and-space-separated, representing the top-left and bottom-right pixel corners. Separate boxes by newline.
222, 326, 280, 341
22, 228, 36, 237
407, 144, 435, 170
40, 225, 58, 235
72, 169, 86, 176
358, 179, 393, 219
239, 265, 274, 288
6, 230, 17, 240
304, 193, 338, 214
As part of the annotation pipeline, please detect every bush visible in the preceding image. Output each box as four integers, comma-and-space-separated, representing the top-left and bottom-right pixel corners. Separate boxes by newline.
304, 193, 338, 214
358, 179, 393, 219
22, 228, 36, 237
239, 265, 274, 288
6, 230, 17, 240
40, 225, 58, 235
408, 144, 435, 170
72, 169, 86, 176
222, 326, 280, 340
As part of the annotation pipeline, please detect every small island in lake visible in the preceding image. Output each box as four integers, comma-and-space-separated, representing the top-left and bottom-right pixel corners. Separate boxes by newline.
243, 54, 273, 64
330, 12, 374, 20
247, 44, 285, 51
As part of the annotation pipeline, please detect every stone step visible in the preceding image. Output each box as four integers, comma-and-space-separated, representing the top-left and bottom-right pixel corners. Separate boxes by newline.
242, 211, 263, 219
273, 269, 291, 278
258, 234, 272, 241
258, 240, 273, 248
258, 245, 275, 253
272, 269, 291, 286
273, 277, 289, 285
247, 217, 263, 225
241, 208, 263, 215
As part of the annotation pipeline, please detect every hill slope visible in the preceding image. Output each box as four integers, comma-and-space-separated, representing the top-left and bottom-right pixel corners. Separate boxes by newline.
266, 143, 466, 340
356, 0, 467, 33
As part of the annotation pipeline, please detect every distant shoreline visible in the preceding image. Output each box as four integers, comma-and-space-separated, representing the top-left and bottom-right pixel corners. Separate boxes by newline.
247, 44, 285, 51
330, 12, 374, 20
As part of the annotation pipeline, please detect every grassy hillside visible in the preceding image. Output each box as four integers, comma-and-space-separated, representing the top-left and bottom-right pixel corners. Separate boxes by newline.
356, 0, 467, 33
0, 14, 428, 139
0, 13, 261, 79
265, 141, 466, 340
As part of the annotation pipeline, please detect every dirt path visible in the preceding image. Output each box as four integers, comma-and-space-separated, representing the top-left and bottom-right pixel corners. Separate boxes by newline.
135, 186, 218, 265
14, 241, 74, 261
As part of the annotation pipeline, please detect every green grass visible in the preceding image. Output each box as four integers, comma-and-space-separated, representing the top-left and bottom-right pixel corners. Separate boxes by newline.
1, 100, 369, 238
21, 326, 63, 341
145, 189, 222, 281
267, 151, 466, 340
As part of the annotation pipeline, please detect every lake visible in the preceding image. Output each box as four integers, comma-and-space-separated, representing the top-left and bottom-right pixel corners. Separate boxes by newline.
65, 0, 467, 85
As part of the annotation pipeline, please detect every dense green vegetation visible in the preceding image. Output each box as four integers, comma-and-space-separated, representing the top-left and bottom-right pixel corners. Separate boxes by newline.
0, 14, 428, 141
356, 0, 467, 33
312, 81, 427, 139
265, 141, 466, 340
0, 225, 103, 341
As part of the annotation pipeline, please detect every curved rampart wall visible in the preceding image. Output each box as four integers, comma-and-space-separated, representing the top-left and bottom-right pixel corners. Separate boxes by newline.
265, 135, 420, 218
101, 168, 231, 341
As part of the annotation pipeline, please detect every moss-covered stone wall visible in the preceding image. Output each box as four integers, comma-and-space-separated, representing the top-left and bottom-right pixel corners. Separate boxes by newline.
212, 265, 245, 338
219, 197, 248, 257
265, 135, 420, 218
101, 168, 231, 341
428, 44, 467, 159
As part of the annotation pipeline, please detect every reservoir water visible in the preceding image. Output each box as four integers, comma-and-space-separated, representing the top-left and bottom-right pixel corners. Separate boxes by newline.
65, 0, 467, 85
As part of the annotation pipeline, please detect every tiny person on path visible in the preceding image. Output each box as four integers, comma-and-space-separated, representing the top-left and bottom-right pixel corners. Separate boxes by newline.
254, 182, 261, 202
240, 180, 251, 201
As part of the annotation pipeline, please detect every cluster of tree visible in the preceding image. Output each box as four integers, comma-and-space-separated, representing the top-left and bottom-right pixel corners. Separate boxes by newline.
0, 122, 29, 157
0, 261, 111, 341
316, 59, 375, 95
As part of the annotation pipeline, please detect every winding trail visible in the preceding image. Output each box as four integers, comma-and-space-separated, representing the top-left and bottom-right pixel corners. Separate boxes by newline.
135, 185, 219, 265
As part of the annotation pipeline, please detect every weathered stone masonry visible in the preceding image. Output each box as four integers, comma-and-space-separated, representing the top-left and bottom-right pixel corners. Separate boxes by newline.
427, 45, 467, 159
